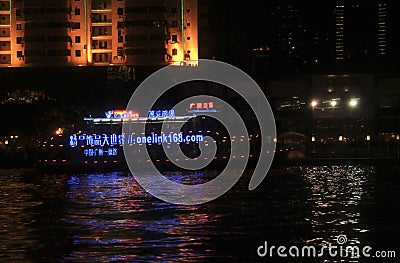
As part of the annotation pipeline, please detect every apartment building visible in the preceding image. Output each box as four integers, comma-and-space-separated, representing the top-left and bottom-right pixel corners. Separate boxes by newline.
0, 0, 198, 67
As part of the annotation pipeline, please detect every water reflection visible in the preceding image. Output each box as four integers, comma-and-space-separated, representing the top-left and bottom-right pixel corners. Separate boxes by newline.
64, 172, 217, 262
302, 165, 373, 247
0, 165, 398, 262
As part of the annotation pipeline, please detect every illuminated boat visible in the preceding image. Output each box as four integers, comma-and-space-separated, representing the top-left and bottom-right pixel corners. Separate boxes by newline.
36, 108, 227, 172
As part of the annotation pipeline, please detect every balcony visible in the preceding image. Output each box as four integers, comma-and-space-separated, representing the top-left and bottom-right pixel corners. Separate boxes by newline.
91, 21, 112, 26
92, 48, 112, 53
91, 8, 112, 13
91, 35, 113, 40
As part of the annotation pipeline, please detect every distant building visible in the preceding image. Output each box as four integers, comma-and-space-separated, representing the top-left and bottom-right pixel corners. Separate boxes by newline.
335, 0, 387, 64
268, 0, 305, 75
0, 0, 198, 67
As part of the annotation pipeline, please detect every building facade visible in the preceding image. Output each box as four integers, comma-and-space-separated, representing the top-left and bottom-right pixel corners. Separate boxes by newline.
335, 0, 387, 64
0, 0, 198, 67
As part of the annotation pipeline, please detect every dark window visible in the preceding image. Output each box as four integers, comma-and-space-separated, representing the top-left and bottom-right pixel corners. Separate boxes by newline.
124, 20, 145, 27
75, 8, 80, 15
16, 24, 22, 30
187, 22, 190, 27
171, 21, 178, 28
16, 37, 22, 44
149, 6, 166, 13
47, 36, 71, 42
75, 50, 81, 57
16, 9, 22, 16
17, 51, 23, 57
125, 48, 147, 55
125, 7, 147, 13
48, 22, 69, 28
72, 22, 80, 29
171, 35, 178, 42
47, 49, 71, 56
149, 48, 166, 55
187, 36, 190, 40
187, 9, 190, 12
118, 36, 123, 43
149, 34, 164, 41
24, 36, 45, 42
117, 8, 123, 16
172, 48, 177, 56
75, 36, 81, 43
117, 22, 123, 29
125, 34, 147, 41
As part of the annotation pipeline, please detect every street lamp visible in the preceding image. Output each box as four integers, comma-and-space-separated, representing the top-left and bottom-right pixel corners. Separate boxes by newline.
366, 134, 371, 158
311, 100, 318, 108
330, 100, 337, 108
349, 99, 358, 107
311, 135, 316, 156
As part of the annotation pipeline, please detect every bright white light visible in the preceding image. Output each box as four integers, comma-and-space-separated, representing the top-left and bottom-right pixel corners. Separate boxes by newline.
330, 100, 337, 107
349, 99, 358, 107
311, 100, 318, 107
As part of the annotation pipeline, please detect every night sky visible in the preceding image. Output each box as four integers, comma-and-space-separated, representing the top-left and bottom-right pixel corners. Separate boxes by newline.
204, 0, 400, 73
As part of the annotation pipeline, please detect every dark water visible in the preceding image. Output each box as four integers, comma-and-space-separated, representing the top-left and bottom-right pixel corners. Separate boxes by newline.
0, 165, 399, 263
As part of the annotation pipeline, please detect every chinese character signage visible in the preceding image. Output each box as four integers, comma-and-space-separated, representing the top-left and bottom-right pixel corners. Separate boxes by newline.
188, 102, 217, 113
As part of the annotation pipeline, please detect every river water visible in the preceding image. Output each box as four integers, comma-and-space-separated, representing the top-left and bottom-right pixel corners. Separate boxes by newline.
0, 165, 399, 263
